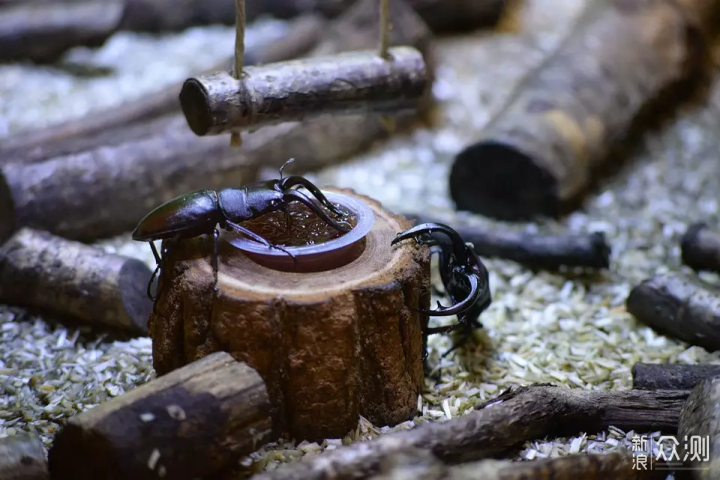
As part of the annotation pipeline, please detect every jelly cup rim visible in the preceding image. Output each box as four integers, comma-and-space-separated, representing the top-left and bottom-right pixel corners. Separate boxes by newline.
226, 191, 375, 256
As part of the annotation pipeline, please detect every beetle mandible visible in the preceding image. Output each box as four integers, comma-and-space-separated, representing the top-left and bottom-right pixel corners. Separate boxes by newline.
133, 158, 351, 300
391, 222, 492, 365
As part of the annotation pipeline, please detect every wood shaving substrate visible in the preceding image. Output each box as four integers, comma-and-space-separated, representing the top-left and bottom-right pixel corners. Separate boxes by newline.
0, 4, 716, 480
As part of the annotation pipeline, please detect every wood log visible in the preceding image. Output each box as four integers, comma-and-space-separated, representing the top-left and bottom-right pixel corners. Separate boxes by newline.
0, 0, 276, 63
404, 213, 611, 270
0, 432, 49, 480
677, 376, 720, 479
368, 447, 664, 480
179, 46, 429, 136
0, 13, 325, 165
148, 189, 430, 442
250, 384, 688, 480
0, 1, 124, 63
632, 362, 720, 390
261, 0, 507, 33
48, 351, 272, 480
0, 227, 152, 335
0, 0, 433, 243
448, 0, 716, 221
626, 273, 720, 352
681, 222, 720, 274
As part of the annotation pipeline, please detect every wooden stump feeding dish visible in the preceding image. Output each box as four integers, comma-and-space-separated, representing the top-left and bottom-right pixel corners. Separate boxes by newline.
149, 188, 430, 442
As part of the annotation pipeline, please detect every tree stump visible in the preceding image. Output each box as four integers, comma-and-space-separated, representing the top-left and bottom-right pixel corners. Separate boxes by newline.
148, 188, 430, 442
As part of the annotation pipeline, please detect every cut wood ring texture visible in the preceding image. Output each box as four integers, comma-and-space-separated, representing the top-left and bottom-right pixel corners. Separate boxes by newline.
148, 188, 430, 442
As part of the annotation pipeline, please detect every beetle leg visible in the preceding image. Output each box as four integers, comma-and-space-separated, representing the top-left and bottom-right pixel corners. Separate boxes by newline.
279, 176, 348, 218
149, 241, 161, 265
391, 223, 468, 264
225, 220, 297, 262
147, 264, 160, 301
283, 189, 351, 233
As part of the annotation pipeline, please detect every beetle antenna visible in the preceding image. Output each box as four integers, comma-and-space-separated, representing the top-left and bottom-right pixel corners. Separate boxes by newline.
279, 158, 295, 180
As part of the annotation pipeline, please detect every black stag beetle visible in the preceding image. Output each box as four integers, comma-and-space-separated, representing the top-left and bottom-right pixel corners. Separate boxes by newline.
391, 222, 492, 367
133, 158, 350, 301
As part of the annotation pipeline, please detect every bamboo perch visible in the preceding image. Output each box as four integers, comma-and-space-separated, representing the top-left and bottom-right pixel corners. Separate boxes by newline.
179, 47, 429, 136
0, 0, 433, 243
369, 448, 665, 480
250, 385, 688, 480
626, 273, 720, 352
0, 433, 49, 480
632, 362, 720, 390
677, 376, 720, 479
448, 0, 716, 221
0, 228, 153, 334
0, 14, 326, 165
404, 213, 611, 270
681, 222, 720, 274
48, 352, 272, 480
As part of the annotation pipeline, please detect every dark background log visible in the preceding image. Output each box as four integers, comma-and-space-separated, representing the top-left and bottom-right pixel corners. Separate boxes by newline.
448, 0, 715, 221
0, 0, 279, 63
251, 385, 689, 480
404, 213, 611, 270
681, 222, 720, 274
179, 46, 429, 136
0, 1, 124, 63
0, 228, 152, 335
626, 273, 720, 352
48, 352, 272, 480
262, 0, 507, 33
633, 362, 720, 390
0, 0, 433, 243
677, 376, 720, 479
0, 432, 49, 480
0, 14, 326, 165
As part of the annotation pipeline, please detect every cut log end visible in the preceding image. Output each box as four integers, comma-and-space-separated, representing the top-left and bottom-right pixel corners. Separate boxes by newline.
179, 46, 430, 137
681, 222, 720, 273
678, 376, 720, 478
149, 188, 430, 442
449, 141, 559, 221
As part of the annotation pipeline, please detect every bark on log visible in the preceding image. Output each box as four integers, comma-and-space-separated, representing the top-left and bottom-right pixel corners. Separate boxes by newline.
448, 0, 716, 221
179, 46, 429, 136
0, 0, 433, 243
677, 376, 720, 479
148, 189, 430, 443
632, 362, 720, 390
0, 433, 49, 480
404, 213, 611, 270
626, 273, 720, 352
681, 222, 720, 274
368, 447, 664, 480
250, 384, 688, 480
0, 227, 152, 335
0, 14, 325, 165
48, 351, 272, 480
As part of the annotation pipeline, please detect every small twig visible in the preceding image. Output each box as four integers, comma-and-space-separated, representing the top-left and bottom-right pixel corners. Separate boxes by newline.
632, 362, 720, 391
626, 273, 720, 352
251, 385, 688, 480
681, 222, 720, 274
231, 0, 246, 147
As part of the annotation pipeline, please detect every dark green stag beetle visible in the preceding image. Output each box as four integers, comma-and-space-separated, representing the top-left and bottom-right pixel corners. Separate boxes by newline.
132, 159, 350, 300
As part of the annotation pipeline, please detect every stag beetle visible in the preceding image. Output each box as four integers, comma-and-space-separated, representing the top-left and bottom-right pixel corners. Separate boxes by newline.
133, 159, 350, 300
391, 222, 492, 365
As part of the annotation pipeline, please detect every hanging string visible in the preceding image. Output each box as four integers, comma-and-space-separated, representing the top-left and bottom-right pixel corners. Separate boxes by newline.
230, 0, 245, 148
379, 0, 395, 132
379, 0, 390, 59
